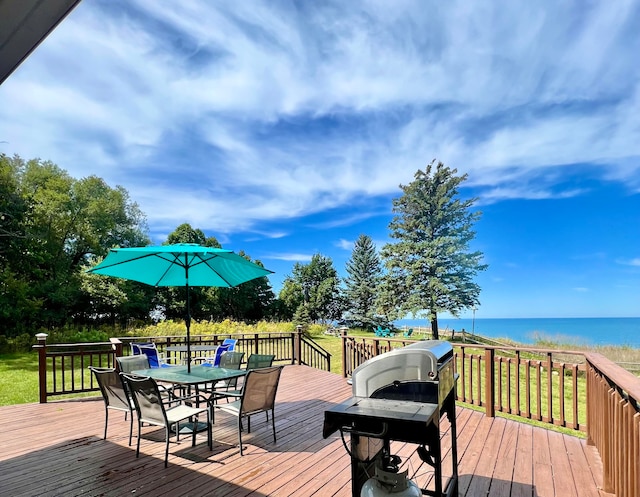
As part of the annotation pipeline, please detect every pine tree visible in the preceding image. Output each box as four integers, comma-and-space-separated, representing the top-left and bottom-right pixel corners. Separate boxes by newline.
344, 234, 382, 328
380, 160, 488, 339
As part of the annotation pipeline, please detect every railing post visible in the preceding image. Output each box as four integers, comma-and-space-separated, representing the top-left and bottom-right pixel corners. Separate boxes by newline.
485, 348, 495, 417
35, 333, 48, 404
341, 328, 348, 378
294, 325, 302, 365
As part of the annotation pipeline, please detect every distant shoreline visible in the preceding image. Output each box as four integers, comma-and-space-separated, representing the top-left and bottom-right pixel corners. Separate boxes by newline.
394, 317, 640, 349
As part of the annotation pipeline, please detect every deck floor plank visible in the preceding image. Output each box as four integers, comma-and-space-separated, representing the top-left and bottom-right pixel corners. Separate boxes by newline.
0, 365, 610, 497
511, 422, 534, 497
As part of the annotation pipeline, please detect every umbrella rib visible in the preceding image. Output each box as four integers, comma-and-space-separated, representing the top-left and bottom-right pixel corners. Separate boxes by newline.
151, 253, 190, 286
87, 252, 156, 271
201, 255, 234, 287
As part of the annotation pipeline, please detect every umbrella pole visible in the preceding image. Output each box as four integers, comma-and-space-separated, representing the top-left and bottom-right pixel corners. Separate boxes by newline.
186, 281, 191, 374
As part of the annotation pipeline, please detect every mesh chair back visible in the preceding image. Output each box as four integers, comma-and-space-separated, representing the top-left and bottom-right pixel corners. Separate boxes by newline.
221, 338, 237, 351
246, 354, 276, 370
90, 367, 130, 411
219, 351, 244, 370
117, 355, 150, 373
121, 374, 167, 426
241, 366, 283, 415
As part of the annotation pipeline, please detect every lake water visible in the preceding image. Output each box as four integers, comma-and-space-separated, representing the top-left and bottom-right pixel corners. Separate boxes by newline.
394, 317, 640, 348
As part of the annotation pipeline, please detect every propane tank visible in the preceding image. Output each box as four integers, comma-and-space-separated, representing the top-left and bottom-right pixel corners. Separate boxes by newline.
360, 465, 421, 497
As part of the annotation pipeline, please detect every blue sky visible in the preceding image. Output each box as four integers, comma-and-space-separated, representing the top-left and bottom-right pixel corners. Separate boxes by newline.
1, 0, 639, 319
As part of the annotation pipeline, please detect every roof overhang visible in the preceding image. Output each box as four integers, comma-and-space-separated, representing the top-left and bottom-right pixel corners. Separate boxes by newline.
0, 0, 83, 85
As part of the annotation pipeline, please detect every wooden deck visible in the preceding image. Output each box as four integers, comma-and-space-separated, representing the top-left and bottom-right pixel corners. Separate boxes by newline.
0, 366, 614, 497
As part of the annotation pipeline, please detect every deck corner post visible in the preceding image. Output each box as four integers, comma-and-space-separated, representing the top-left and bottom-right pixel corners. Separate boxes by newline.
294, 325, 302, 365
485, 348, 495, 417
35, 333, 48, 404
110, 337, 123, 357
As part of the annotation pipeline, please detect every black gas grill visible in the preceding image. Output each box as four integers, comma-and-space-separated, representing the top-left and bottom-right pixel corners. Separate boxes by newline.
323, 341, 459, 497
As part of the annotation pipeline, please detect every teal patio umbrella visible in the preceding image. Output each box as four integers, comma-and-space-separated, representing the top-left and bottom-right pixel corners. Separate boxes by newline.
87, 243, 273, 372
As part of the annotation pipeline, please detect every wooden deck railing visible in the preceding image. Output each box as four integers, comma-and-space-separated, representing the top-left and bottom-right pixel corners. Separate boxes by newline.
34, 329, 330, 403
585, 353, 640, 497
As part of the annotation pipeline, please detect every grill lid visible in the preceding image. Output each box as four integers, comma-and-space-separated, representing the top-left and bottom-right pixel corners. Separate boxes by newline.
351, 340, 453, 398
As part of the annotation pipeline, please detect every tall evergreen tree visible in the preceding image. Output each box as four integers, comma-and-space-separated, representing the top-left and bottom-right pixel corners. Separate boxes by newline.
380, 160, 488, 339
343, 234, 382, 328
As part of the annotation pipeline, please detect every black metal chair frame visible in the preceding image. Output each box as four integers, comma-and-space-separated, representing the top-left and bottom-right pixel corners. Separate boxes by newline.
211, 366, 283, 455
121, 373, 212, 467
89, 366, 135, 446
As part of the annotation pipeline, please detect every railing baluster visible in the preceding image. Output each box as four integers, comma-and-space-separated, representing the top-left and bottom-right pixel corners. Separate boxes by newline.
558, 362, 565, 427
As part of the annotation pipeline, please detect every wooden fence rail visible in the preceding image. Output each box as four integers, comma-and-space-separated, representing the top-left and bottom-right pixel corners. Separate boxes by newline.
34, 329, 330, 403
586, 353, 640, 497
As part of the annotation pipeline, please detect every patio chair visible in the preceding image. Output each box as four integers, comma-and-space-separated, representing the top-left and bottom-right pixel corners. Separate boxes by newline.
89, 366, 135, 446
201, 343, 231, 367
211, 366, 283, 455
403, 328, 414, 338
219, 351, 245, 370
116, 355, 150, 373
132, 342, 172, 368
120, 373, 212, 467
221, 338, 237, 351
212, 353, 275, 402
245, 353, 276, 370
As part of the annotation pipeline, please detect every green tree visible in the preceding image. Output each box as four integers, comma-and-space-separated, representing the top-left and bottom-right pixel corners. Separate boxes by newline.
0, 155, 149, 335
343, 234, 382, 329
380, 161, 488, 339
165, 223, 221, 248
280, 254, 342, 324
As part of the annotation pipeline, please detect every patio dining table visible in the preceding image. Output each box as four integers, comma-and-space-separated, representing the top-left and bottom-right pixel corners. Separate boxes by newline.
131, 364, 246, 434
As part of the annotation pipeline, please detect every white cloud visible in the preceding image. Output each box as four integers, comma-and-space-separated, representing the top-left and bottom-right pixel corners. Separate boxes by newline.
335, 239, 354, 251
1, 0, 639, 234
265, 253, 313, 262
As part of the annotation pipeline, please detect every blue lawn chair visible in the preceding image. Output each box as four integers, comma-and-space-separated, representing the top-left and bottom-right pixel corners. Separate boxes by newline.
201, 343, 232, 367
221, 338, 237, 351
132, 342, 172, 368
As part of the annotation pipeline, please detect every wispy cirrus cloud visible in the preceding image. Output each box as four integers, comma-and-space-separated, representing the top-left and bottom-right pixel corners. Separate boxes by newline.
1, 0, 639, 238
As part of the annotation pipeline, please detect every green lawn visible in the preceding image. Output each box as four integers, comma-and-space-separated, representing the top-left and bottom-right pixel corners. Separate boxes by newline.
0, 353, 40, 405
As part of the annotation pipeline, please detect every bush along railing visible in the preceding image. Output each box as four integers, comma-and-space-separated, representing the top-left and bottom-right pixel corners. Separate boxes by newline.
585, 353, 640, 497
35, 329, 331, 402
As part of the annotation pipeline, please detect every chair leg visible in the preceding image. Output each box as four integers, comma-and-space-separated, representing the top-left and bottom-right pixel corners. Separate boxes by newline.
191, 416, 197, 447
164, 427, 170, 468
238, 415, 243, 456
271, 408, 276, 443
208, 411, 213, 450
103, 407, 108, 440
136, 419, 142, 458
128, 411, 134, 446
